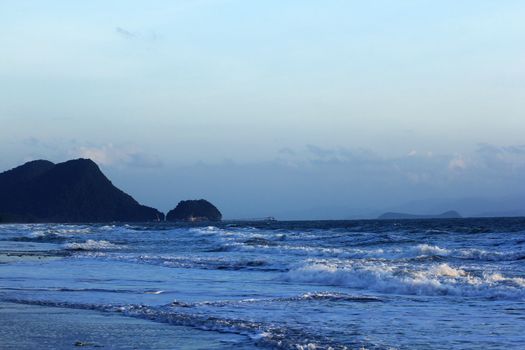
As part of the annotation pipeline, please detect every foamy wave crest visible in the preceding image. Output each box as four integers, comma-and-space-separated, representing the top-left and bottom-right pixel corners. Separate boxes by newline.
229, 241, 434, 261
281, 261, 525, 300
230, 241, 525, 263
456, 248, 525, 261
64, 240, 123, 251
410, 244, 525, 262
410, 244, 450, 256
228, 242, 389, 260
188, 226, 228, 236
13, 225, 94, 242
33, 226, 92, 236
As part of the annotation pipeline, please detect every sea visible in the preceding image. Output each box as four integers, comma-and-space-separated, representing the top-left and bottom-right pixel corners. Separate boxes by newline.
0, 218, 524, 349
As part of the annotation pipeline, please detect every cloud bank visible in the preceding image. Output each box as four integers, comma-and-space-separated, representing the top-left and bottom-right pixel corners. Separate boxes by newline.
76, 144, 162, 168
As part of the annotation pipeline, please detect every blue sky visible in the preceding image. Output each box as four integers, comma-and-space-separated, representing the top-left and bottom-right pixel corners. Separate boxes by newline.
1, 1, 524, 218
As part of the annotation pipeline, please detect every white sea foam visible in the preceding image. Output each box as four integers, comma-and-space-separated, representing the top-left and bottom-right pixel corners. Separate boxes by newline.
144, 290, 164, 295
64, 240, 122, 251
430, 263, 466, 277
408, 244, 525, 262
230, 240, 524, 262
189, 291, 381, 308
28, 226, 92, 239
411, 244, 450, 256
295, 343, 317, 350
229, 241, 387, 259
55, 227, 92, 234
189, 226, 222, 235
281, 261, 525, 300
28, 230, 51, 238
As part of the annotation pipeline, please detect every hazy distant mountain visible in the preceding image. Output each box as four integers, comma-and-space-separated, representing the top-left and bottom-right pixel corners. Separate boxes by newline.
378, 210, 462, 220
273, 195, 524, 220
0, 159, 164, 223
390, 196, 525, 218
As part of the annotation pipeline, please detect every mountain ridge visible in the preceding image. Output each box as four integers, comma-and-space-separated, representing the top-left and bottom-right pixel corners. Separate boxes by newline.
0, 158, 164, 223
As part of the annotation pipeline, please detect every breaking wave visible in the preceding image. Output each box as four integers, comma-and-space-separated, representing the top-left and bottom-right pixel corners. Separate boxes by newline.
227, 241, 525, 262
64, 240, 123, 251
281, 261, 525, 300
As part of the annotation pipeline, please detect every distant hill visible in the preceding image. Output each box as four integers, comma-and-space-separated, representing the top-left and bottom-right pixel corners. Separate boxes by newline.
166, 199, 222, 222
378, 210, 462, 220
0, 159, 164, 223
389, 196, 525, 218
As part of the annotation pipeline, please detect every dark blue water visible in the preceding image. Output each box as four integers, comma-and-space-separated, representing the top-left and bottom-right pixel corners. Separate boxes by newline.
1, 218, 524, 349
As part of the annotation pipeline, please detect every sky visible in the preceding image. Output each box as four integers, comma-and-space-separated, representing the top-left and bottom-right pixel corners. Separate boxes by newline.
1, 1, 524, 218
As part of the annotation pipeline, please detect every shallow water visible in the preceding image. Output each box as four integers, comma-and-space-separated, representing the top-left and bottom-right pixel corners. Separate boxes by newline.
1, 218, 524, 349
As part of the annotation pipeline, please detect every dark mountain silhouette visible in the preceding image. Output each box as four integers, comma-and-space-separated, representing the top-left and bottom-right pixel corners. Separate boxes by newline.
378, 210, 462, 220
166, 199, 222, 222
0, 159, 164, 223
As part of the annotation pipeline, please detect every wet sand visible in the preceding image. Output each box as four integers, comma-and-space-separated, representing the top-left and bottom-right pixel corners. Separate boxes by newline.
0, 302, 252, 350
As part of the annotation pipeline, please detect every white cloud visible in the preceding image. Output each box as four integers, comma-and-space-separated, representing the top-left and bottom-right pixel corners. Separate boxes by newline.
448, 155, 467, 171
74, 144, 162, 168
476, 143, 525, 170
78, 146, 113, 165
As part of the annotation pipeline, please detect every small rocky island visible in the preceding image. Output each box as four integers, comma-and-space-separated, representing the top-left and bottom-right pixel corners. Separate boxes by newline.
166, 199, 222, 222
0, 159, 164, 223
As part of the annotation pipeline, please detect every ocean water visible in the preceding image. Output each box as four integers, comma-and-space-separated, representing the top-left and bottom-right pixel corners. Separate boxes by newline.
1, 218, 524, 349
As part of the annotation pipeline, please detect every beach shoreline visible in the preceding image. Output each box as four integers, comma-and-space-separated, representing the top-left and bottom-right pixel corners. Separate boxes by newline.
0, 301, 251, 350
